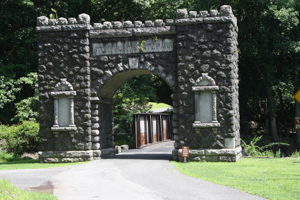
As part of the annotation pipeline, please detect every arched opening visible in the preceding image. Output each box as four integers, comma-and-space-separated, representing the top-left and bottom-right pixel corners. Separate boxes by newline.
96, 70, 174, 154
99, 69, 153, 99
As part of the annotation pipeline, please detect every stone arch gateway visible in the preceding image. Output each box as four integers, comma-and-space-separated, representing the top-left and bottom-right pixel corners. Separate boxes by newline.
37, 5, 241, 163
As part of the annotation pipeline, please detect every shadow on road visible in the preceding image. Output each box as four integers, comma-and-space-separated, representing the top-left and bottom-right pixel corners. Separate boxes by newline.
104, 153, 172, 160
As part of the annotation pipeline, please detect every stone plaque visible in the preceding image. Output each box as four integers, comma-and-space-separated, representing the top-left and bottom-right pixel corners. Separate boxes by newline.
58, 97, 70, 127
199, 91, 212, 123
128, 57, 139, 69
92, 39, 173, 56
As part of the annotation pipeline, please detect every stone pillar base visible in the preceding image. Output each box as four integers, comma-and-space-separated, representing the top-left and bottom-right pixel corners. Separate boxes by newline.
39, 148, 116, 163
173, 146, 242, 162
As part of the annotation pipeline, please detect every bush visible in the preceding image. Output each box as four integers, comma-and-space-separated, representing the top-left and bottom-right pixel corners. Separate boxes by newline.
114, 134, 135, 149
241, 135, 289, 157
0, 151, 15, 161
0, 121, 39, 155
290, 150, 300, 157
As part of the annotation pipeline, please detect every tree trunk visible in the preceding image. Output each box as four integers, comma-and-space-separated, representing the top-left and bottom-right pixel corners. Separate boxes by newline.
267, 95, 279, 142
269, 115, 279, 142
279, 92, 289, 138
265, 97, 270, 133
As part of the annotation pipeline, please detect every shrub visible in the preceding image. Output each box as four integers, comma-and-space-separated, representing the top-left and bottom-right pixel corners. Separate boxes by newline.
274, 149, 281, 158
0, 151, 15, 161
114, 134, 135, 149
0, 121, 39, 155
260, 150, 274, 157
241, 135, 289, 157
290, 150, 300, 157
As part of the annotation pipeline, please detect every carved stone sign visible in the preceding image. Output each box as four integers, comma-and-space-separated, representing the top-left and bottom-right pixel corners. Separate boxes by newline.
92, 38, 173, 56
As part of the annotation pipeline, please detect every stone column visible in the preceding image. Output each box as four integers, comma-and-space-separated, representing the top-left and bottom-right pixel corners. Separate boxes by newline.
195, 92, 200, 122
69, 97, 75, 126
212, 91, 217, 123
53, 97, 59, 127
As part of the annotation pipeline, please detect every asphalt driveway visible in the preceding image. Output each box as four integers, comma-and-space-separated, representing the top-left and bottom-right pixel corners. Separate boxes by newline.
0, 141, 266, 200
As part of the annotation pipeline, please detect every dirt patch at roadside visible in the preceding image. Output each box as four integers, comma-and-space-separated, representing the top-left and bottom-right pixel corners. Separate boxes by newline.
28, 181, 54, 193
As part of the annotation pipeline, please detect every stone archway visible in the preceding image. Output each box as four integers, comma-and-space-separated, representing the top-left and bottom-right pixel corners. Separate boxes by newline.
37, 5, 242, 163
90, 69, 175, 155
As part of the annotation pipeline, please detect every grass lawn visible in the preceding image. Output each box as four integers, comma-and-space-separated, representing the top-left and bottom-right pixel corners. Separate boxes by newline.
149, 102, 172, 110
172, 158, 300, 200
0, 151, 88, 170
0, 159, 88, 170
0, 179, 57, 200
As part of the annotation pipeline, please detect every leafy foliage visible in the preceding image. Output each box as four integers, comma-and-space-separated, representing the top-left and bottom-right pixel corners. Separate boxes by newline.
241, 135, 289, 157
49, 8, 58, 22
113, 75, 153, 134
113, 74, 172, 134
0, 151, 16, 162
0, 77, 22, 109
12, 73, 39, 123
0, 121, 39, 155
0, 73, 38, 123
290, 150, 300, 157
114, 134, 135, 149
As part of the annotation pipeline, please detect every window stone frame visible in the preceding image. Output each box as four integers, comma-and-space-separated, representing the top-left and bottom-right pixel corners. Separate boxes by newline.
192, 73, 220, 134
50, 78, 77, 137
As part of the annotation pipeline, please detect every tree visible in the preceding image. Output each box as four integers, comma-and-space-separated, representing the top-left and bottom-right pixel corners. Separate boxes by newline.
234, 0, 300, 144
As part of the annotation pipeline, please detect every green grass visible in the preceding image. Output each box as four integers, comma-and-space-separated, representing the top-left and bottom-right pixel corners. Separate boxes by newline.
0, 179, 57, 200
149, 102, 172, 110
0, 159, 87, 170
0, 151, 88, 170
172, 158, 300, 200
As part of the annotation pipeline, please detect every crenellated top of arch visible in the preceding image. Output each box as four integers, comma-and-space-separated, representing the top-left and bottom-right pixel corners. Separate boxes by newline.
36, 5, 237, 34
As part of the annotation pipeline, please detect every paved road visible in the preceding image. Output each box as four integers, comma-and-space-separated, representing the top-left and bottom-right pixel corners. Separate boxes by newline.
0, 141, 266, 200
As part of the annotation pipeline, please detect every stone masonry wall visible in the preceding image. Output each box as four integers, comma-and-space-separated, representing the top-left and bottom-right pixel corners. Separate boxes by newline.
37, 5, 241, 163
172, 7, 240, 162
38, 30, 91, 150
37, 15, 93, 162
